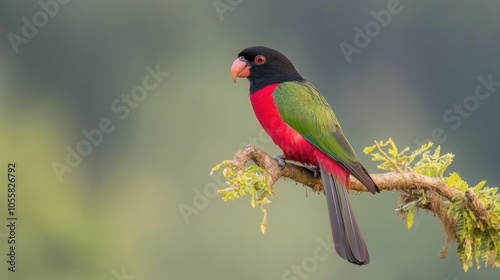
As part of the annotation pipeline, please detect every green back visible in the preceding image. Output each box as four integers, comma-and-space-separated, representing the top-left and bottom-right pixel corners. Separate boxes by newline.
273, 81, 359, 166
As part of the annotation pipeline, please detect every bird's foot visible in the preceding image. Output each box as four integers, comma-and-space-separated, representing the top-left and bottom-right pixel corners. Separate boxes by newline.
273, 154, 286, 170
306, 166, 320, 178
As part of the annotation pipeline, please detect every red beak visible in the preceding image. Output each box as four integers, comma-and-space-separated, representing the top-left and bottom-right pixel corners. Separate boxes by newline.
231, 58, 251, 83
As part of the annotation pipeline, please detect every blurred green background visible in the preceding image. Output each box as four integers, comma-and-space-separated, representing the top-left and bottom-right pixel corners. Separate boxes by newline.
1, 0, 499, 279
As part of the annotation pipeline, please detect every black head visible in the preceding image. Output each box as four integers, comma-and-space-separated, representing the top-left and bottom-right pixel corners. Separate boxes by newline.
231, 46, 304, 93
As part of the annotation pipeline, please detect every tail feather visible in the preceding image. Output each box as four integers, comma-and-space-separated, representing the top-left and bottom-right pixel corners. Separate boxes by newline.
320, 165, 370, 265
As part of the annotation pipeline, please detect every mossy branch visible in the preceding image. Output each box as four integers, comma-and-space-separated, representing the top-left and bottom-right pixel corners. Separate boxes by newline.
212, 139, 500, 271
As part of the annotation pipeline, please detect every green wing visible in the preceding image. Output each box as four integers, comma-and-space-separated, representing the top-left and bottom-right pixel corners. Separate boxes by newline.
273, 81, 358, 165
273, 81, 378, 193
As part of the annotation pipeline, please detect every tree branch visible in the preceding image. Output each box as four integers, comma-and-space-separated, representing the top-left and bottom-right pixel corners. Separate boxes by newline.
231, 144, 489, 245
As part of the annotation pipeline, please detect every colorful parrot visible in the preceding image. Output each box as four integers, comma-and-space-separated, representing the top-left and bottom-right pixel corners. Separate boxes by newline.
230, 46, 380, 265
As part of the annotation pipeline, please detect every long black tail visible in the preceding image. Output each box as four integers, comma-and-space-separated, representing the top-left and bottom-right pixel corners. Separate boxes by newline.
320, 165, 370, 265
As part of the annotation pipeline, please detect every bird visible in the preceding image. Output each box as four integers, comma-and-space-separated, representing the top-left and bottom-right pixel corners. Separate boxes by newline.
230, 46, 380, 265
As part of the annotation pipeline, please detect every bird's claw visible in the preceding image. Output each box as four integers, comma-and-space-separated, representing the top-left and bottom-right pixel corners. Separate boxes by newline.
273, 154, 286, 170
307, 166, 320, 178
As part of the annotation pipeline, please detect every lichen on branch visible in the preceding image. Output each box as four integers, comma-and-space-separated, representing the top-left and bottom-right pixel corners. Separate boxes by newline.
211, 139, 500, 271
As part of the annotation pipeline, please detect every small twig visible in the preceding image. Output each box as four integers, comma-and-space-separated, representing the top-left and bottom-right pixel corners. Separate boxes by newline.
374, 140, 400, 171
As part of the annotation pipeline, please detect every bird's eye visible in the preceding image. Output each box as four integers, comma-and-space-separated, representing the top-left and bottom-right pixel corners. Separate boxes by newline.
254, 55, 266, 65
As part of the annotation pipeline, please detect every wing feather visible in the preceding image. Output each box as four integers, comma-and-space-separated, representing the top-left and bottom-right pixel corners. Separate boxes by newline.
273, 81, 379, 193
